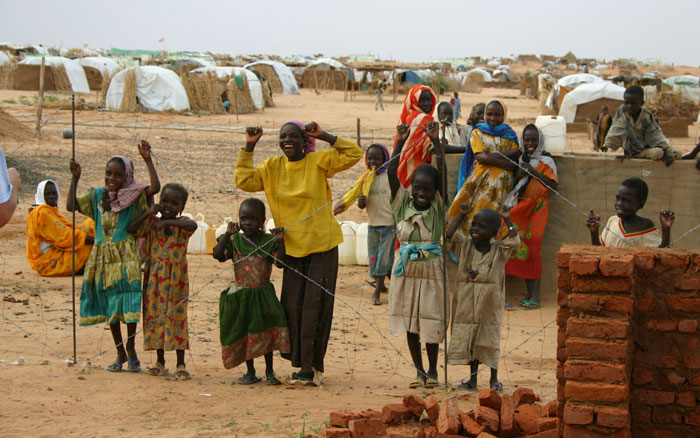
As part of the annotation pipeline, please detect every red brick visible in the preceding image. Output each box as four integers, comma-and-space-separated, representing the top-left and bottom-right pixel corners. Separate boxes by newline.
655, 355, 679, 368
684, 354, 700, 368
381, 403, 415, 425
512, 387, 537, 406
514, 403, 541, 433
348, 419, 387, 438
643, 319, 677, 332
436, 399, 460, 435
362, 409, 382, 420
499, 394, 516, 437
325, 428, 351, 438
545, 400, 557, 417
557, 270, 571, 289
566, 338, 628, 361
537, 416, 557, 432
676, 391, 696, 407
665, 296, 700, 313
529, 430, 557, 438
599, 256, 634, 277
676, 274, 700, 291
565, 381, 628, 403
557, 289, 569, 306
566, 318, 629, 340
635, 294, 655, 313
565, 425, 630, 438
557, 344, 568, 362
557, 363, 565, 380
679, 319, 698, 333
568, 294, 634, 314
632, 368, 654, 386
634, 253, 655, 270
556, 250, 572, 268
686, 412, 700, 426
633, 429, 674, 438
657, 253, 689, 270
602, 296, 634, 313
329, 411, 365, 427
424, 396, 440, 424
386, 434, 411, 438
562, 403, 593, 425
686, 336, 700, 350
633, 389, 675, 406
565, 360, 627, 384
632, 404, 651, 423
570, 275, 631, 293
403, 394, 426, 417
477, 388, 502, 411
459, 411, 485, 436
661, 370, 686, 386
695, 255, 700, 270
596, 406, 628, 428
475, 433, 498, 438
475, 406, 499, 433
569, 256, 599, 275
433, 434, 461, 438
557, 308, 570, 327
651, 406, 682, 424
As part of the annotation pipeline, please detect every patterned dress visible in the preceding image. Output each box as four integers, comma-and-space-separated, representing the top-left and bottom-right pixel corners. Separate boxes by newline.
78, 188, 146, 326
138, 216, 193, 351
218, 233, 291, 369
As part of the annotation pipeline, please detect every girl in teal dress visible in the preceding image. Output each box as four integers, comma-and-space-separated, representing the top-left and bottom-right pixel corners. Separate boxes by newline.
67, 140, 160, 372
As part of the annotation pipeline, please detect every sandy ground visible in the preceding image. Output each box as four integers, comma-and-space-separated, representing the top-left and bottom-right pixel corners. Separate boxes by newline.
0, 83, 698, 437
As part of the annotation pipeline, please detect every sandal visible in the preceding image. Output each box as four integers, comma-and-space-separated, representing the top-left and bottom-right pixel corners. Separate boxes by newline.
523, 301, 540, 310
127, 359, 141, 373
491, 382, 504, 392
424, 377, 439, 388
409, 377, 425, 388
458, 380, 476, 390
147, 362, 166, 377
238, 373, 262, 385
266, 374, 282, 386
505, 302, 514, 311
519, 299, 529, 306
106, 361, 124, 372
175, 365, 191, 380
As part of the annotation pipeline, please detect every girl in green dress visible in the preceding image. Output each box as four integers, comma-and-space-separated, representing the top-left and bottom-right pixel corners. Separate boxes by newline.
67, 141, 161, 372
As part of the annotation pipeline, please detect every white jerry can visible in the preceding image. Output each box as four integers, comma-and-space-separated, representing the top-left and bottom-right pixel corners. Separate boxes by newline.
355, 222, 369, 266
338, 221, 358, 265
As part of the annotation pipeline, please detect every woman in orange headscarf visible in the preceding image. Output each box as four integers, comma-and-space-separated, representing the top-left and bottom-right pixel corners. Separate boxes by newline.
394, 85, 438, 187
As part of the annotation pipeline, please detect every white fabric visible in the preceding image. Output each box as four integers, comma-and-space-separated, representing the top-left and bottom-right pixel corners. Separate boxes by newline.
0, 51, 9, 66
307, 58, 344, 70
244, 61, 300, 94
460, 68, 493, 83
664, 75, 700, 88
192, 66, 264, 109
78, 57, 120, 77
34, 179, 58, 206
19, 56, 91, 94
556, 73, 603, 88
0, 148, 11, 204
559, 82, 625, 123
105, 66, 190, 112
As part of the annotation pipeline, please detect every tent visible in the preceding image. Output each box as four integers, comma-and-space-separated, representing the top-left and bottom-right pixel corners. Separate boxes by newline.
244, 61, 299, 95
664, 75, 699, 88
559, 82, 625, 123
463, 68, 493, 83
78, 57, 121, 90
302, 58, 348, 90
106, 66, 190, 112
556, 73, 603, 89
190, 67, 263, 110
0, 52, 9, 66
17, 56, 90, 94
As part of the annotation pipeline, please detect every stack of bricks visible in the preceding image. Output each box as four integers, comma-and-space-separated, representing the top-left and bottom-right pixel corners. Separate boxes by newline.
556, 244, 700, 438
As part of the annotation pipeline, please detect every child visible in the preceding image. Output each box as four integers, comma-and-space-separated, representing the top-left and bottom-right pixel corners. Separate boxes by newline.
333, 143, 394, 305
388, 121, 445, 388
503, 124, 558, 310
451, 91, 461, 122
66, 140, 161, 372
602, 86, 683, 165
213, 198, 291, 386
446, 202, 519, 392
127, 183, 197, 379
587, 177, 675, 248
437, 102, 469, 152
466, 103, 486, 128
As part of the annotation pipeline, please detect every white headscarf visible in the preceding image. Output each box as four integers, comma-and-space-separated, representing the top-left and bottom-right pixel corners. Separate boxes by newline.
504, 124, 557, 208
34, 179, 58, 206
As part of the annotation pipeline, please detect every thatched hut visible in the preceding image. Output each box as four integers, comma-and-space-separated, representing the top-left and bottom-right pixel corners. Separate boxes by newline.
78, 57, 120, 91
105, 66, 190, 112
190, 66, 264, 112
302, 58, 349, 90
244, 61, 299, 95
16, 56, 90, 94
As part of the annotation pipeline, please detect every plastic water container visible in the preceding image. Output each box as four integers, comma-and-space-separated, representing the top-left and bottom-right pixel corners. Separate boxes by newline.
338, 221, 357, 266
535, 115, 566, 157
215, 217, 233, 239
265, 218, 276, 233
187, 213, 211, 254
355, 223, 369, 266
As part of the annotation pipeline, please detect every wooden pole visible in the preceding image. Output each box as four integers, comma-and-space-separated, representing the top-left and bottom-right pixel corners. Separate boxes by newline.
393, 69, 399, 103
439, 143, 449, 388
35, 57, 45, 133
71, 94, 77, 365
356, 118, 361, 147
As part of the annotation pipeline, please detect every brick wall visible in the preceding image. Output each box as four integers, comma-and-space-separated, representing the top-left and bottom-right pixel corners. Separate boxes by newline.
556, 244, 700, 438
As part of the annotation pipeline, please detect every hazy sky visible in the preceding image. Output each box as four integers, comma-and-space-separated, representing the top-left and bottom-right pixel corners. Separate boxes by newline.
2, 0, 698, 66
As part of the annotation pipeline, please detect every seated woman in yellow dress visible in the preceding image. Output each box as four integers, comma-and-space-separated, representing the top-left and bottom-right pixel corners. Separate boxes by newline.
26, 180, 95, 276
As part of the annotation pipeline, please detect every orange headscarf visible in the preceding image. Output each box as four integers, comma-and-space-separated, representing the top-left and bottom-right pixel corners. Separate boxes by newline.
394, 84, 437, 187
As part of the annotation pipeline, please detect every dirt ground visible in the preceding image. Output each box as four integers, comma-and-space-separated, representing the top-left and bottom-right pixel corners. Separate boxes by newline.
0, 81, 698, 437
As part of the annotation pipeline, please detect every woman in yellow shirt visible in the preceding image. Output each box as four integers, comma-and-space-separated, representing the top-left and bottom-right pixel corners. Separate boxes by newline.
235, 121, 362, 385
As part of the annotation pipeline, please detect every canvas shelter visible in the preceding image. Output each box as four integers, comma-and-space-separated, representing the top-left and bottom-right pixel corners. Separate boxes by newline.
0, 52, 10, 66
105, 66, 190, 112
190, 66, 264, 110
244, 61, 299, 95
78, 57, 120, 90
559, 81, 625, 123
302, 58, 349, 90
17, 56, 90, 94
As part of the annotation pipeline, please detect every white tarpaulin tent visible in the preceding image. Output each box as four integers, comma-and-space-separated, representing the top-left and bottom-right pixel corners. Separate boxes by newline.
19, 56, 91, 94
556, 73, 603, 88
106, 66, 190, 112
664, 75, 699, 88
0, 51, 9, 66
559, 82, 625, 123
191, 66, 263, 110
460, 67, 493, 83
78, 57, 120, 77
244, 61, 299, 95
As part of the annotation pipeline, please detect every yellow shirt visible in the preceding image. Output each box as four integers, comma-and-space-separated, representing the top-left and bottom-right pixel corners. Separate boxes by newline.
235, 137, 362, 257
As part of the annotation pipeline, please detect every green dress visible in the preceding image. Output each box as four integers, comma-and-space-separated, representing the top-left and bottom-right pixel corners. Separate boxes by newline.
218, 232, 291, 369
78, 188, 146, 326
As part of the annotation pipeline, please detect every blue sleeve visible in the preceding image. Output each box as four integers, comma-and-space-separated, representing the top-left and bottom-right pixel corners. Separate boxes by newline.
0, 148, 12, 204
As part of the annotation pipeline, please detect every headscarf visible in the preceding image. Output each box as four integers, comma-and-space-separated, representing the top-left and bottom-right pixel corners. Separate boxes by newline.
283, 121, 316, 153
108, 156, 148, 212
333, 144, 389, 215
504, 124, 558, 208
395, 85, 437, 188
34, 180, 58, 206
456, 99, 519, 192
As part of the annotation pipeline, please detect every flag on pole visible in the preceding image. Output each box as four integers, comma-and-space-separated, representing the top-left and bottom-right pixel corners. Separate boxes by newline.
158, 37, 165, 43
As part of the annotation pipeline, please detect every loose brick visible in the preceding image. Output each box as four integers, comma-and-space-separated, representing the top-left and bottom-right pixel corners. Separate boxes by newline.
381, 403, 415, 425
386, 434, 411, 438
499, 394, 516, 437
656, 253, 689, 270
478, 388, 502, 411
599, 255, 634, 277
514, 403, 541, 433
436, 399, 460, 435
362, 409, 382, 420
665, 296, 700, 313
475, 406, 499, 433
679, 319, 698, 333
512, 387, 537, 406
652, 406, 682, 424
644, 319, 677, 332
545, 400, 557, 417
424, 396, 440, 424
686, 412, 700, 426
433, 434, 461, 438
570, 275, 631, 293
633, 368, 654, 386
348, 419, 387, 438
566, 338, 628, 361
596, 406, 628, 428
676, 391, 696, 407
603, 295, 635, 313
569, 256, 599, 275
475, 433, 498, 438
635, 294, 655, 312
634, 253, 655, 270
556, 250, 572, 268
329, 410, 365, 427
528, 430, 557, 438
557, 308, 570, 327
633, 389, 675, 406
537, 417, 557, 432
566, 318, 630, 340
556, 289, 569, 306
557, 270, 571, 289
565, 360, 627, 384
557, 363, 565, 380
403, 394, 426, 417
662, 370, 686, 386
676, 274, 700, 291
459, 411, 485, 437
325, 428, 351, 438
562, 403, 593, 425
565, 381, 629, 403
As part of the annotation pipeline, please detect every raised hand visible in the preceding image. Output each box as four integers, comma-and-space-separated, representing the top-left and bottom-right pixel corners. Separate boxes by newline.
357, 195, 367, 209
270, 227, 285, 241
69, 159, 81, 179
227, 222, 240, 235
424, 121, 439, 140
659, 209, 675, 228
586, 209, 601, 233
245, 126, 263, 145
332, 201, 346, 216
304, 121, 323, 138
496, 201, 511, 219
147, 203, 161, 216
138, 140, 152, 159
396, 124, 410, 142
459, 202, 473, 216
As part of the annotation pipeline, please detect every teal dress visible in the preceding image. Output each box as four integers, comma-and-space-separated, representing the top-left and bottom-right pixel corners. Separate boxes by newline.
78, 188, 146, 326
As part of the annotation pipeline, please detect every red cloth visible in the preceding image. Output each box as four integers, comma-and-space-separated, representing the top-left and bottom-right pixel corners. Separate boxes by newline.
394, 85, 437, 187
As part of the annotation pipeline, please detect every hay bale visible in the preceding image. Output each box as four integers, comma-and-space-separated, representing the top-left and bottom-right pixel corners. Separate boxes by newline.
119, 68, 138, 113
181, 72, 225, 114
0, 107, 32, 141
226, 75, 256, 114
248, 64, 283, 94
0, 64, 15, 89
